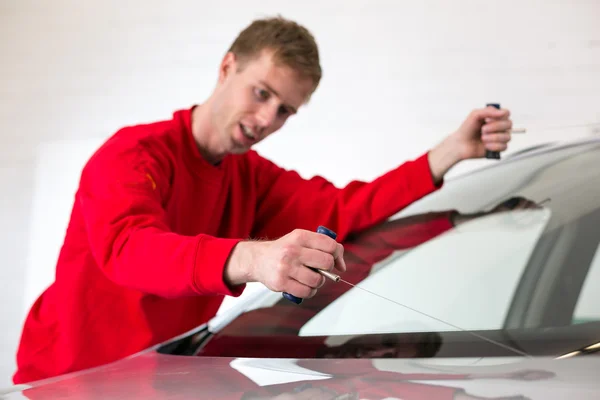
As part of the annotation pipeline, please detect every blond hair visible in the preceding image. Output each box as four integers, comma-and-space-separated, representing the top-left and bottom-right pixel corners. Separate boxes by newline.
228, 16, 322, 95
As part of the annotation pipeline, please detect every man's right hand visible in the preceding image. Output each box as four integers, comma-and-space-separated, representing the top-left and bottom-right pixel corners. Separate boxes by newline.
224, 229, 346, 299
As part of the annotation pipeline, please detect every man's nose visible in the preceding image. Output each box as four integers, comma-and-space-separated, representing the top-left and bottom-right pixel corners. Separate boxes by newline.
255, 104, 278, 132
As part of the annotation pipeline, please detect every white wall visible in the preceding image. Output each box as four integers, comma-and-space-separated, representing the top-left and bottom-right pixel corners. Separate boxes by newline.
0, 163, 34, 388
1, 0, 599, 388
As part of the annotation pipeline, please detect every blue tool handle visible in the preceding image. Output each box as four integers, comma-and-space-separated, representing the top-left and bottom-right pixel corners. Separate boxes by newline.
282, 226, 337, 305
485, 103, 501, 159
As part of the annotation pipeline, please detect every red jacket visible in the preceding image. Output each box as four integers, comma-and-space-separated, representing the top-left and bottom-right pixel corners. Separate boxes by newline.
14, 106, 443, 384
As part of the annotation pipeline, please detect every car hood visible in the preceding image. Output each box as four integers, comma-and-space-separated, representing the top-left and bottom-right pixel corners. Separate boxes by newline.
2, 352, 599, 399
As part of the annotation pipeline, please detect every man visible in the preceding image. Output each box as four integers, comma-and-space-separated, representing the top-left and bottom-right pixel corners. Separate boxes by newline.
13, 15, 513, 384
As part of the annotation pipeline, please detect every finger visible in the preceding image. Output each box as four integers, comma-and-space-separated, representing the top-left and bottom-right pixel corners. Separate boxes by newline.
482, 131, 511, 144
291, 262, 327, 289
297, 247, 335, 272
483, 141, 509, 152
478, 107, 510, 121
482, 120, 513, 134
292, 230, 346, 272
283, 278, 318, 299
293, 230, 338, 254
482, 133, 511, 152
484, 116, 510, 123
333, 243, 346, 272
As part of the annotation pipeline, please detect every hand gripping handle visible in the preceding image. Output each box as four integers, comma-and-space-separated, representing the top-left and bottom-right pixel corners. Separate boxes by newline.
282, 226, 337, 305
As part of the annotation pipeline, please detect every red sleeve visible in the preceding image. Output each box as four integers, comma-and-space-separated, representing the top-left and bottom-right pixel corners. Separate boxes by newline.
77, 140, 244, 298
249, 151, 442, 241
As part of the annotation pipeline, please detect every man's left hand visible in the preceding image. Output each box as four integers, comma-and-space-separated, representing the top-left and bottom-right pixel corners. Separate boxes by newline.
453, 105, 513, 160
428, 106, 513, 184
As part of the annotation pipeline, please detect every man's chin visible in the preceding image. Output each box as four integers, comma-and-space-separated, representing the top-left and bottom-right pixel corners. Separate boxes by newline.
230, 146, 252, 155
230, 138, 259, 154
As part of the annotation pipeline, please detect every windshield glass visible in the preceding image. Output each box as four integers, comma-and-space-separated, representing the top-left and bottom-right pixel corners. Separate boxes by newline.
192, 141, 600, 360
299, 208, 552, 337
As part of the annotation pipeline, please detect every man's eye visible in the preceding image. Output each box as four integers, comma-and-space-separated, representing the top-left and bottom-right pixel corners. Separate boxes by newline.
277, 106, 289, 116
254, 88, 269, 100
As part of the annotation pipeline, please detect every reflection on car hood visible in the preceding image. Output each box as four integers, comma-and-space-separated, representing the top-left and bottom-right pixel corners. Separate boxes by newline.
2, 352, 599, 399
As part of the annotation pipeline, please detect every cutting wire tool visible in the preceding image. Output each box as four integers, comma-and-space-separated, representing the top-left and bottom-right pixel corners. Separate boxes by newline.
282, 226, 341, 304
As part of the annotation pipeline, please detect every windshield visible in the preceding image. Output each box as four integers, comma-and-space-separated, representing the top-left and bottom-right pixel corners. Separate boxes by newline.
167, 141, 600, 360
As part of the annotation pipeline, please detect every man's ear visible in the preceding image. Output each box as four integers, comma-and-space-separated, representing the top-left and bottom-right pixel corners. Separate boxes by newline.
218, 52, 237, 84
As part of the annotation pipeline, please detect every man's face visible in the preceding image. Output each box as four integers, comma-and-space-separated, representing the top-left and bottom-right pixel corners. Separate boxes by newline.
211, 49, 315, 155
